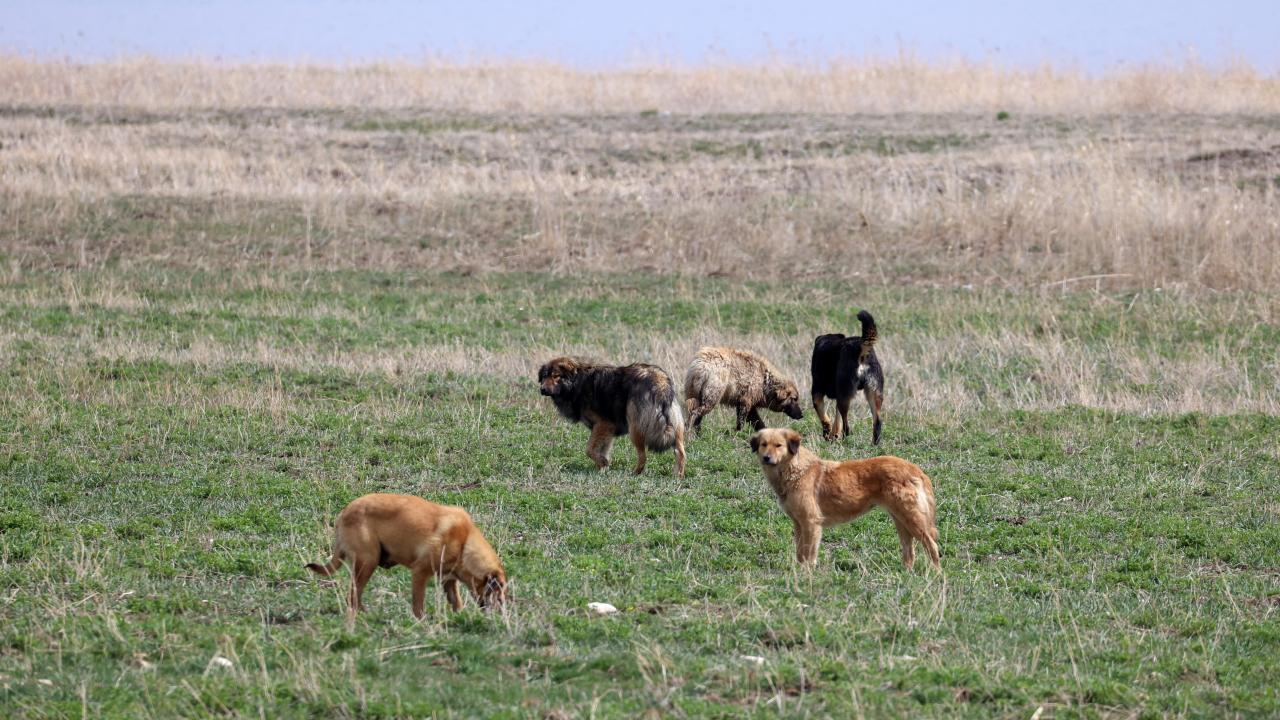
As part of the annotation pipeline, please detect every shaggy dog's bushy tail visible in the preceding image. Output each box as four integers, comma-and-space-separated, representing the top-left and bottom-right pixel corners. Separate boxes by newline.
631, 377, 685, 451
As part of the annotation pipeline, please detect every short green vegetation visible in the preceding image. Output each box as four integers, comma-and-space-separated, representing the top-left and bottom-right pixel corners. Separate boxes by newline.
1, 270, 1277, 717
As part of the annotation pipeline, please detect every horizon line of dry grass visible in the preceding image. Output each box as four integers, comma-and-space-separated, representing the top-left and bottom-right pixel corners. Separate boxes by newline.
3, 54, 1280, 114
2, 59, 1279, 290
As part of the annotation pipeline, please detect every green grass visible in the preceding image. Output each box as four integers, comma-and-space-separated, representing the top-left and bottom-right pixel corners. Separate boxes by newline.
1, 270, 1278, 718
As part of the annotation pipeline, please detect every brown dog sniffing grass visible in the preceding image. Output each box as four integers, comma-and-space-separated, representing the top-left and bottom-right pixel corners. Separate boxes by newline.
306, 494, 507, 618
750, 428, 940, 569
684, 346, 804, 434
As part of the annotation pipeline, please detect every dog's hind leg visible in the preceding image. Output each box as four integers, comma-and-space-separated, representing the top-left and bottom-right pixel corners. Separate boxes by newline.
919, 527, 941, 569
865, 388, 883, 445
688, 383, 723, 436
813, 392, 837, 440
586, 423, 615, 470
836, 395, 853, 440
687, 398, 717, 436
629, 425, 648, 475
893, 519, 916, 570
348, 555, 377, 616
898, 512, 941, 570
672, 425, 686, 478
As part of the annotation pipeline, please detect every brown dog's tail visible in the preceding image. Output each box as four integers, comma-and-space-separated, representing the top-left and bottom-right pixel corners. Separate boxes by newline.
857, 310, 877, 359
306, 553, 344, 577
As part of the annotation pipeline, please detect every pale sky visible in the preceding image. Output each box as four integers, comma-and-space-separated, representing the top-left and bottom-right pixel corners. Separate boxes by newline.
1, 1, 1276, 71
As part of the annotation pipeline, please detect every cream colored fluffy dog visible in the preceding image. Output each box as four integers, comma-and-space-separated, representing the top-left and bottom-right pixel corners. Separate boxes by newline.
750, 428, 940, 569
684, 346, 804, 434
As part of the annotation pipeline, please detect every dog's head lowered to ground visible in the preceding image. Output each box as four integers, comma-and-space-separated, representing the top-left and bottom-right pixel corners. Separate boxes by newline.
766, 380, 805, 421
750, 428, 802, 466
474, 571, 508, 609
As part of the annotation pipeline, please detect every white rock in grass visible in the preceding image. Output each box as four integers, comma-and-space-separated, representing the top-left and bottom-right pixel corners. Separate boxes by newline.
587, 602, 618, 616
740, 655, 766, 667
209, 656, 234, 669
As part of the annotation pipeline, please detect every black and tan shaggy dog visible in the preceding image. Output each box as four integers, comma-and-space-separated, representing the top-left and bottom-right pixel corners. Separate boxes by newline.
810, 310, 885, 445
538, 357, 686, 477
684, 346, 804, 434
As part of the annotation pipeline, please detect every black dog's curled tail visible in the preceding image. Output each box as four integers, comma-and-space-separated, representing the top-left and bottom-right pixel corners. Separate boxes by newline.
857, 310, 878, 352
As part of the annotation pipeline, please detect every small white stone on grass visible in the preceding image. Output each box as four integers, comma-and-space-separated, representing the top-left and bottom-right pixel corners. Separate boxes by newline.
587, 602, 618, 616
740, 655, 766, 667
209, 656, 234, 669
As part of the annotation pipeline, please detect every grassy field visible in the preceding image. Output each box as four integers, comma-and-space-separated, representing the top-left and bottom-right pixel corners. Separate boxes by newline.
1, 270, 1277, 718
1, 58, 1279, 718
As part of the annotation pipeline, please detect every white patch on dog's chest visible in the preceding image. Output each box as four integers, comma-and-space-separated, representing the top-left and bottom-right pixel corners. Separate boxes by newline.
856, 363, 868, 379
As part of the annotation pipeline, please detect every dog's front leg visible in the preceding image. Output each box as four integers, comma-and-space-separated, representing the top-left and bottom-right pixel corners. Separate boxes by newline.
812, 392, 835, 439
734, 406, 746, 431
672, 425, 686, 478
746, 407, 766, 431
793, 518, 823, 565
443, 578, 463, 611
586, 423, 615, 470
410, 568, 430, 619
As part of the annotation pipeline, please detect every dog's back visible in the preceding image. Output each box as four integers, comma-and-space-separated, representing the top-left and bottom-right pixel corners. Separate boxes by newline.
686, 346, 770, 398
817, 456, 931, 517
810, 333, 849, 397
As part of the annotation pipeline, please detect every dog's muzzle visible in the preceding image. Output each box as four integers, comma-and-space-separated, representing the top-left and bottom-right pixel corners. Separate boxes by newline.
539, 385, 555, 396
786, 407, 804, 420
761, 456, 778, 466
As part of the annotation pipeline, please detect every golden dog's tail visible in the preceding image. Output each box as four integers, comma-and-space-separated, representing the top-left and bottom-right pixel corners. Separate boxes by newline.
306, 552, 344, 577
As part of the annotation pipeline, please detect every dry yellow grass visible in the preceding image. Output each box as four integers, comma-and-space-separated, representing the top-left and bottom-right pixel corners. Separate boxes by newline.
2, 57, 1279, 290
3, 56, 1279, 114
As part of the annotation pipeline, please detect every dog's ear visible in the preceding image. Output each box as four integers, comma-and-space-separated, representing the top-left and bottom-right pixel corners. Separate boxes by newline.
785, 429, 802, 456
749, 432, 762, 453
